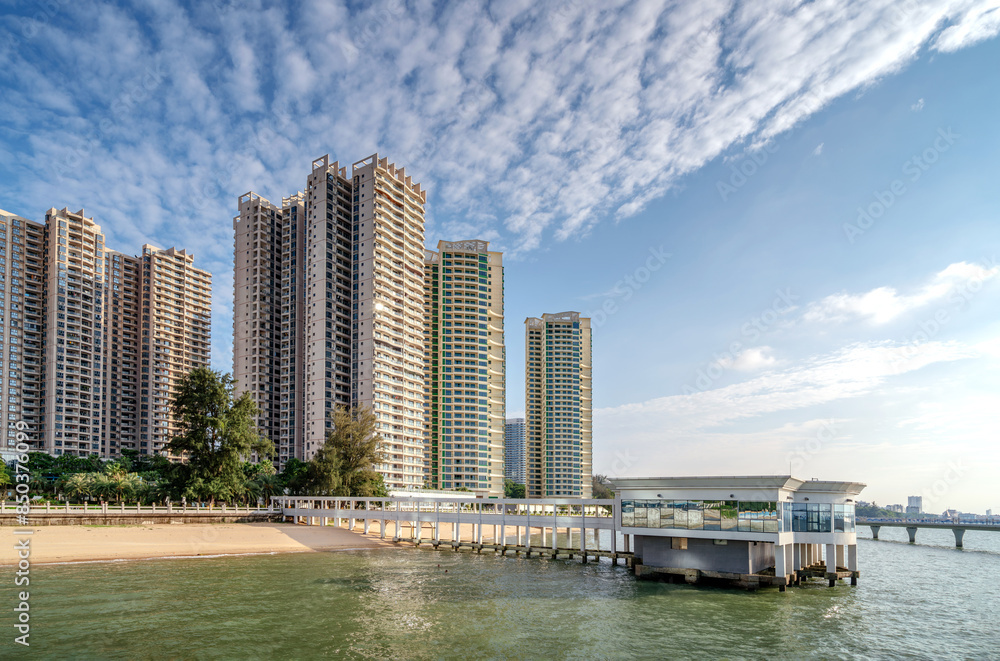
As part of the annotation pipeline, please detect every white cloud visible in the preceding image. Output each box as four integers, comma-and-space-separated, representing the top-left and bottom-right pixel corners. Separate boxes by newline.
911, 97, 926, 111
1, 1, 999, 368
600, 340, 977, 436
932, 1, 1000, 52
803, 260, 999, 325
813, 142, 824, 155
714, 346, 779, 371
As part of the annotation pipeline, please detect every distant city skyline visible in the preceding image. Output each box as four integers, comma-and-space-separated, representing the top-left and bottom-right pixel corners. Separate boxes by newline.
2, 2, 999, 510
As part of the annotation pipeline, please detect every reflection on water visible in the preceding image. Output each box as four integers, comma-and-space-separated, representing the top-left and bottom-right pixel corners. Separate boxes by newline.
12, 529, 1000, 660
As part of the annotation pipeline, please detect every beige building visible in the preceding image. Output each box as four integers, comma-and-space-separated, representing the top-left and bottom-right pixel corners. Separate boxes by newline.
423, 240, 505, 497
43, 208, 107, 457
233, 193, 285, 455
351, 155, 427, 490
0, 211, 45, 455
138, 244, 212, 453
303, 158, 352, 460
234, 154, 429, 490
525, 312, 592, 498
1, 207, 211, 458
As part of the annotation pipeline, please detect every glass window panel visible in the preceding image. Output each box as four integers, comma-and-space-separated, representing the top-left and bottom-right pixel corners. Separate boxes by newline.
673, 500, 688, 529
819, 504, 832, 533
834, 504, 845, 532
792, 504, 807, 532
845, 504, 856, 532
703, 501, 721, 531
721, 501, 738, 530
660, 501, 674, 529
764, 519, 779, 533
647, 500, 660, 528
687, 501, 703, 530
621, 500, 634, 527
634, 500, 647, 527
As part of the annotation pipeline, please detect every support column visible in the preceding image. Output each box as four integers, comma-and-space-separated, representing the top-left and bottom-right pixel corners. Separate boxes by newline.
848, 543, 858, 585
870, 525, 880, 540
775, 544, 787, 591
835, 544, 845, 569
906, 527, 917, 544
825, 543, 836, 587
954, 528, 966, 548
793, 543, 802, 571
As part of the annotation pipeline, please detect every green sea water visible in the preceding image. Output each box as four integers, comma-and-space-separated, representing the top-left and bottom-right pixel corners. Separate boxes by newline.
4, 526, 999, 660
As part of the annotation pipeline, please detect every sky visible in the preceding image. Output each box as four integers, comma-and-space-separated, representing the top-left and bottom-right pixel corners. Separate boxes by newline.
1, 0, 999, 512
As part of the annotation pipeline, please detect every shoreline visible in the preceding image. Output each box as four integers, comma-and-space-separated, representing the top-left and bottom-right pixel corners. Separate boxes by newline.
0, 522, 393, 566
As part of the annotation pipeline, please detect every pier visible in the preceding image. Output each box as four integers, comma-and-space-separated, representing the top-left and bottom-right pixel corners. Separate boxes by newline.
275, 475, 866, 592
274, 496, 634, 565
859, 518, 1000, 548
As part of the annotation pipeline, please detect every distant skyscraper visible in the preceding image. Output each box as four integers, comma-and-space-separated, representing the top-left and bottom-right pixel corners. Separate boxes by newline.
1, 207, 211, 458
907, 495, 922, 514
423, 240, 505, 496
525, 312, 592, 498
504, 418, 526, 485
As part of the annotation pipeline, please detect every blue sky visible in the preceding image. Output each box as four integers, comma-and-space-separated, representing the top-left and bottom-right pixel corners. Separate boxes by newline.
2, 0, 999, 511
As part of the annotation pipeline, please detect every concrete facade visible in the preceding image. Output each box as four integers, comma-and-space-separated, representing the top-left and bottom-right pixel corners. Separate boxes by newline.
1, 207, 210, 458
235, 155, 430, 490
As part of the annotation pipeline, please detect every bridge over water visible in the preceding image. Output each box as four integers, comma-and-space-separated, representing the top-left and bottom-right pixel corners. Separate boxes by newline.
858, 518, 1000, 547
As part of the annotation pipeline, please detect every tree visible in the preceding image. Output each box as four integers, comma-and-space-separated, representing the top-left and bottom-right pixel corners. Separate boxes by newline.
323, 405, 386, 497
504, 479, 526, 499
278, 458, 310, 496
165, 368, 274, 504
591, 474, 614, 499
304, 439, 342, 496
0, 463, 12, 495
60, 473, 92, 502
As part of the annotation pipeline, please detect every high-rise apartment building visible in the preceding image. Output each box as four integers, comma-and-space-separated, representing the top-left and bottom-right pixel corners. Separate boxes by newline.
525, 312, 592, 498
1, 207, 211, 458
303, 158, 352, 459
233, 192, 285, 455
234, 154, 430, 489
0, 210, 45, 454
504, 417, 526, 485
423, 240, 504, 496
102, 250, 142, 454
43, 208, 107, 457
351, 155, 427, 490
137, 244, 212, 452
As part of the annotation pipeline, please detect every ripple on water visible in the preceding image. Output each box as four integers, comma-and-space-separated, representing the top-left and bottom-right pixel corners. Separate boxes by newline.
14, 533, 1000, 660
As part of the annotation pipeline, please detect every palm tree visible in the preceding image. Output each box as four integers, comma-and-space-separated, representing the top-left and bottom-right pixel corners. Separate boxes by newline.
255, 474, 282, 506
60, 473, 92, 503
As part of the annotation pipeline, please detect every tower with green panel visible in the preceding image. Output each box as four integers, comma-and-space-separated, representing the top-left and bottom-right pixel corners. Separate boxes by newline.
424, 240, 505, 497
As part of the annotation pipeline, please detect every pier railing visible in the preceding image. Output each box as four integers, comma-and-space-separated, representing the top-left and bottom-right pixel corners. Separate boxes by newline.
0, 501, 281, 515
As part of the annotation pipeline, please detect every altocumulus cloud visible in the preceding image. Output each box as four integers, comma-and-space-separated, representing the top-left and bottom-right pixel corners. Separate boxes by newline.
0, 0, 999, 369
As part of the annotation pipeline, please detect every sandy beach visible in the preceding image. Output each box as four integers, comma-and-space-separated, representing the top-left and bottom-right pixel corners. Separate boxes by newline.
0, 522, 391, 565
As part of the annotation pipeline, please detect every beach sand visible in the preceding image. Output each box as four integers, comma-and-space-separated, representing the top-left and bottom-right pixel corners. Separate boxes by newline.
0, 522, 391, 565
